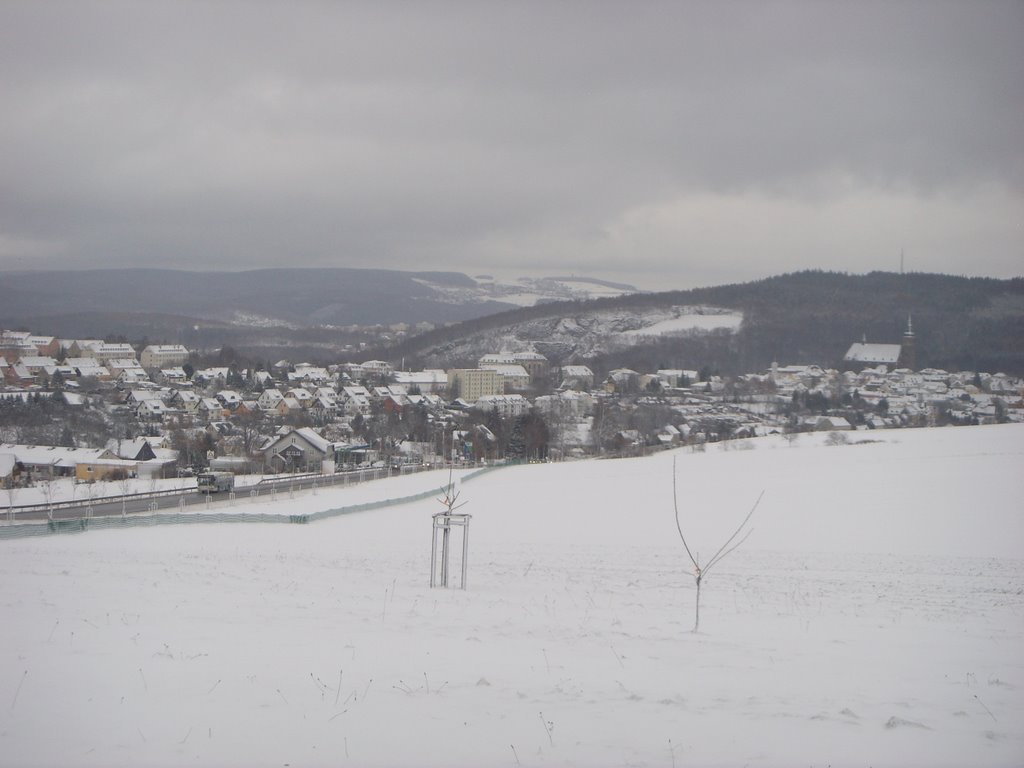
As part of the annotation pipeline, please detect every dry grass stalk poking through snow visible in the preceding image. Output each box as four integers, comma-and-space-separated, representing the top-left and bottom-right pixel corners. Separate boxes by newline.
672, 456, 763, 632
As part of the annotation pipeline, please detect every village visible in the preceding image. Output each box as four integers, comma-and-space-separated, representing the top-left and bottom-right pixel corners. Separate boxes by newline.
1, 323, 1022, 494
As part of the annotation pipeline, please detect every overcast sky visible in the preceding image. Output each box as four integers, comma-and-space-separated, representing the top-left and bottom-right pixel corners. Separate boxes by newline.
0, 1, 1021, 291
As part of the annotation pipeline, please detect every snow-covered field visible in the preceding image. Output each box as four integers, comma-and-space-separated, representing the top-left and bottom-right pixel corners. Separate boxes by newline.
619, 311, 744, 337
2, 425, 1023, 767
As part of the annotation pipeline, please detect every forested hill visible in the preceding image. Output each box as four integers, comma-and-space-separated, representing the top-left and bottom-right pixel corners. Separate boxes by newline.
383, 271, 1024, 375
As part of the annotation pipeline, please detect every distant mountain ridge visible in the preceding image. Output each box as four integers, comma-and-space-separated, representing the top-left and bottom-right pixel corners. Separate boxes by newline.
0, 267, 639, 330
381, 271, 1024, 375
3, 268, 1021, 375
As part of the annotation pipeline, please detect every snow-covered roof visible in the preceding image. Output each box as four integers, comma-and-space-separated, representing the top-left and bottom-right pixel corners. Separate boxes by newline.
142, 344, 189, 354
0, 443, 117, 467
481, 364, 530, 378
17, 356, 57, 368
844, 343, 901, 364
394, 370, 448, 386
560, 365, 594, 377
0, 453, 17, 477
105, 438, 154, 460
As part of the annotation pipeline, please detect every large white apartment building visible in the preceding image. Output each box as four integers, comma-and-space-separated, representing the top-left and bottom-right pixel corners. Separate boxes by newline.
447, 368, 502, 402
140, 344, 190, 369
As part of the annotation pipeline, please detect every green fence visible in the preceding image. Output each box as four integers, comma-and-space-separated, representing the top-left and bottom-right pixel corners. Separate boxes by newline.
0, 464, 504, 540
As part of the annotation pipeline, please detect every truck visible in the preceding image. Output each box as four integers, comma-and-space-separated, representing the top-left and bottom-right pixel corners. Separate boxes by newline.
197, 471, 235, 494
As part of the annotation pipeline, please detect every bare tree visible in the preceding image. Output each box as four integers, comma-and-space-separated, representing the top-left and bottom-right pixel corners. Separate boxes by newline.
4, 483, 18, 523
672, 457, 763, 632
115, 469, 133, 518
40, 475, 60, 521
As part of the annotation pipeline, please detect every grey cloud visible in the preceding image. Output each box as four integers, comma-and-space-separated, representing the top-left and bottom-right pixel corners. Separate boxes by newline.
0, 1, 1021, 287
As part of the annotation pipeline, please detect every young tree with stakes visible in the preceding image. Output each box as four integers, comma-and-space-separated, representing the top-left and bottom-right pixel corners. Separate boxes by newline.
672, 456, 763, 632
432, 467, 471, 589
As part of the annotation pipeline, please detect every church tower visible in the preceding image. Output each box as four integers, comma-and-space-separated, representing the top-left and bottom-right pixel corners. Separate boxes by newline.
900, 315, 916, 371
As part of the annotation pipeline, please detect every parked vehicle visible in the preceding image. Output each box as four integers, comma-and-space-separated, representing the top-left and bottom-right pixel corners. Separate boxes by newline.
197, 471, 235, 494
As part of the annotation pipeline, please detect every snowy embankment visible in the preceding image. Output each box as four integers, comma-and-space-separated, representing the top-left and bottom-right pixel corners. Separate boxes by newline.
1, 425, 1023, 767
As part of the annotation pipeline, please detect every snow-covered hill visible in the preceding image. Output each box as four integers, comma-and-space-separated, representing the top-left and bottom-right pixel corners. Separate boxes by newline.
2, 424, 1022, 766
414, 304, 744, 366
412, 273, 639, 308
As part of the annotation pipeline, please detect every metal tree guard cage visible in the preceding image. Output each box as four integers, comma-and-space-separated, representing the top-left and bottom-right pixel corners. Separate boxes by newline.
430, 511, 472, 589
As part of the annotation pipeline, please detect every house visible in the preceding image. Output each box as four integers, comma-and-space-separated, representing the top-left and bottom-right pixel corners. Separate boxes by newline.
42, 364, 79, 382
4, 362, 35, 386
288, 364, 331, 384
198, 398, 226, 419
260, 427, 334, 472
170, 390, 202, 412
27, 336, 61, 357
66, 358, 112, 380
815, 416, 854, 431
0, 443, 130, 482
285, 388, 313, 408
61, 391, 87, 407
379, 394, 406, 415
193, 368, 230, 386
216, 390, 244, 410
105, 438, 158, 462
393, 369, 449, 394
80, 342, 138, 364
257, 388, 284, 410
359, 360, 393, 377
0, 331, 41, 362
610, 430, 642, 451
108, 360, 149, 380
275, 396, 302, 416
406, 392, 445, 410
125, 389, 163, 406
603, 368, 639, 393
16, 356, 58, 375
655, 424, 682, 445
159, 367, 189, 383
339, 386, 372, 415
559, 365, 594, 391
535, 389, 594, 419
136, 399, 169, 421
0, 453, 20, 488
310, 395, 338, 421
474, 394, 531, 418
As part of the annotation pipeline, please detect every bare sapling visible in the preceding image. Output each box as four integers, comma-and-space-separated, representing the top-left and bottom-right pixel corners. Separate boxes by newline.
433, 467, 469, 588
40, 477, 59, 521
672, 457, 763, 632
118, 472, 133, 518
436, 467, 467, 517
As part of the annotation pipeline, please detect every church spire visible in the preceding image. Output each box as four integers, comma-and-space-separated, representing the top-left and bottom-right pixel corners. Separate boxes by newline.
901, 314, 916, 370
